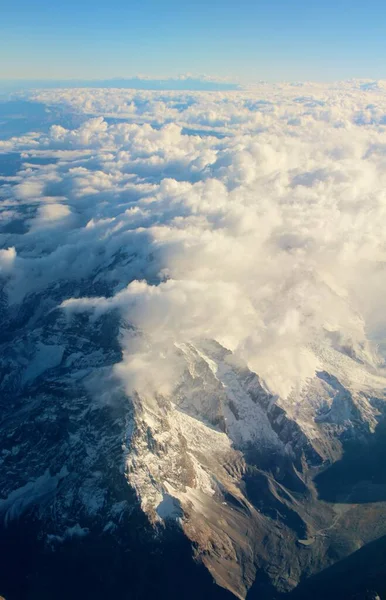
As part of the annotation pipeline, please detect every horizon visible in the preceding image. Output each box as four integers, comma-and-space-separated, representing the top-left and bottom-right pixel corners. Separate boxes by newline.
1, 74, 386, 95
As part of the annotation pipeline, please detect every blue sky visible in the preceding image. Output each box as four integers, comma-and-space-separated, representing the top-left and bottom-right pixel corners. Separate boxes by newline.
2, 0, 386, 82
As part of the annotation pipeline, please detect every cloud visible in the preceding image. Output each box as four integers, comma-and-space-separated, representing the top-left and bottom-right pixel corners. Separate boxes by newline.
31, 203, 72, 229
2, 81, 386, 397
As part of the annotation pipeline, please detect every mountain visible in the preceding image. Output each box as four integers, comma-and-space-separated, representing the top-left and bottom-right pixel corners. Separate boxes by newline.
1, 277, 386, 599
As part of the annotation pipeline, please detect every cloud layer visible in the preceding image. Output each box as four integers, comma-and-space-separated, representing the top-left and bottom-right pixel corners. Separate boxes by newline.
2, 81, 386, 397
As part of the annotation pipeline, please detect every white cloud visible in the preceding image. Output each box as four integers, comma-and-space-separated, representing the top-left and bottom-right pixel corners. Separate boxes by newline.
2, 81, 386, 397
31, 203, 72, 229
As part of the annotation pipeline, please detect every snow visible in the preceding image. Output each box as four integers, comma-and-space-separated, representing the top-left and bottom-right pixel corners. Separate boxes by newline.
190, 341, 283, 449
280, 338, 386, 441
155, 493, 182, 520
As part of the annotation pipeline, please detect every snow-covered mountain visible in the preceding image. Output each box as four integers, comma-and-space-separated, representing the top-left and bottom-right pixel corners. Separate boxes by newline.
124, 335, 386, 598
1, 280, 386, 599
2, 84, 386, 599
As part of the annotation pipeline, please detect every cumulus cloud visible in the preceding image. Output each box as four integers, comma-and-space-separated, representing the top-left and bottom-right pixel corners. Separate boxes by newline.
2, 82, 386, 397
30, 203, 72, 229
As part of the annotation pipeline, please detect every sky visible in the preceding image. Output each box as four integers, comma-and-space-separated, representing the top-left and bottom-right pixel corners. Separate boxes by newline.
2, 0, 386, 83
